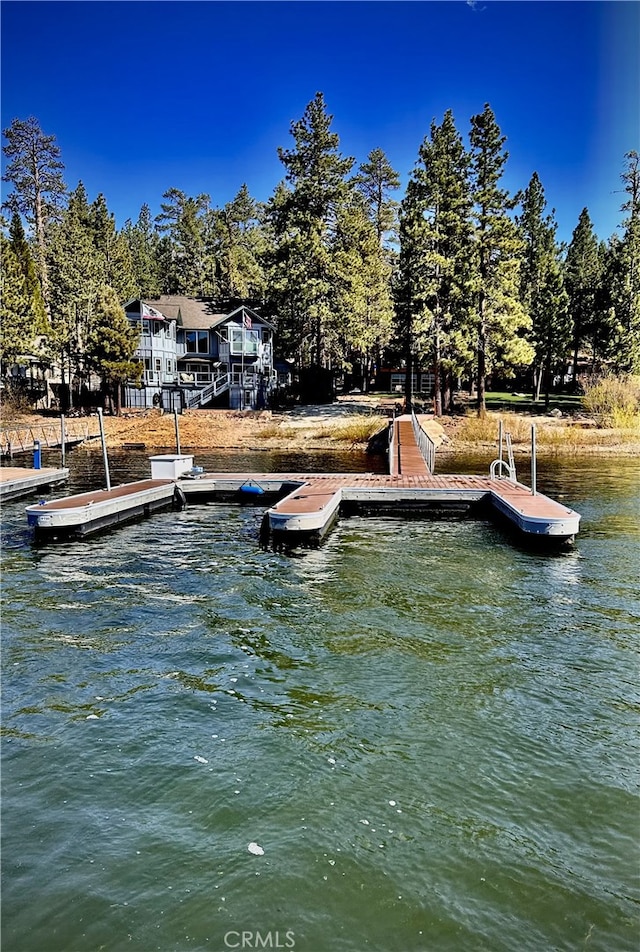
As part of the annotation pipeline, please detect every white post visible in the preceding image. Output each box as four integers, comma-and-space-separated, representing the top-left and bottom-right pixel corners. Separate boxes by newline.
60, 414, 66, 467
97, 408, 111, 491
174, 408, 181, 455
241, 320, 245, 411
531, 423, 537, 496
498, 419, 503, 473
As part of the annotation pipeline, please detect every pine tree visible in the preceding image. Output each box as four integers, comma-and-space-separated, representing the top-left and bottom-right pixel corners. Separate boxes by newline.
123, 204, 163, 298
275, 92, 354, 368
397, 111, 475, 415
90, 194, 136, 301
604, 152, 640, 372
86, 285, 141, 414
332, 191, 394, 390
469, 104, 533, 412
517, 172, 571, 403
155, 188, 210, 295
262, 181, 309, 361
355, 148, 401, 251
564, 207, 601, 383
47, 182, 102, 408
0, 235, 34, 370
2, 116, 66, 318
8, 211, 47, 332
214, 184, 266, 302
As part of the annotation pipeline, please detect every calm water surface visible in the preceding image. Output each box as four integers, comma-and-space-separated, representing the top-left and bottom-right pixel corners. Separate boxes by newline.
1, 448, 639, 952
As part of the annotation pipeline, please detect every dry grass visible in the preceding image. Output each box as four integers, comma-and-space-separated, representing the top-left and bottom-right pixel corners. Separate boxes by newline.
449, 410, 640, 454
312, 415, 387, 444
256, 423, 302, 440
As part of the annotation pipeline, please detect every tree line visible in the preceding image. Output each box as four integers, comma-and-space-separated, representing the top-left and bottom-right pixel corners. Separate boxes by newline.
2, 96, 638, 414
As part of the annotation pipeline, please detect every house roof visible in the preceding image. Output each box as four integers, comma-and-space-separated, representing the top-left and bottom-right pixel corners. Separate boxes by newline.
137, 296, 275, 331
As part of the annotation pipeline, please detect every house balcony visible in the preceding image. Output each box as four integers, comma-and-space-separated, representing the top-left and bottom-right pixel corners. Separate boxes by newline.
141, 370, 179, 386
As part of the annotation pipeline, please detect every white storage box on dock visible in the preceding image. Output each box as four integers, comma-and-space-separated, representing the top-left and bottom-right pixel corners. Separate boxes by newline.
149, 455, 194, 480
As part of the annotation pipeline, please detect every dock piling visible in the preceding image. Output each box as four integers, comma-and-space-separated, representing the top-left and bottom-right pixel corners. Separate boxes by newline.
97, 409, 112, 491
531, 424, 537, 496
33, 440, 42, 470
174, 409, 181, 455
61, 415, 66, 467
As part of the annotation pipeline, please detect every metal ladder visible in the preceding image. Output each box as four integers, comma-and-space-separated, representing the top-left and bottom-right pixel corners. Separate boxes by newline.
490, 424, 517, 481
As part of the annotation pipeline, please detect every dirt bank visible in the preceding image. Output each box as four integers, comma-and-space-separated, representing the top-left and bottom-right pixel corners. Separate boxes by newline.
2, 396, 639, 457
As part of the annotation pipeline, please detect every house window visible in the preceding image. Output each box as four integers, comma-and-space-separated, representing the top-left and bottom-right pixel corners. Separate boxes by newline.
261, 329, 270, 343
419, 373, 435, 394
390, 372, 419, 393
142, 320, 150, 335
154, 358, 162, 372
185, 330, 209, 354
230, 327, 259, 356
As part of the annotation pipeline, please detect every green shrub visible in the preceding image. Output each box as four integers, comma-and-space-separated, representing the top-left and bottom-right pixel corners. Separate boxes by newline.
581, 375, 640, 428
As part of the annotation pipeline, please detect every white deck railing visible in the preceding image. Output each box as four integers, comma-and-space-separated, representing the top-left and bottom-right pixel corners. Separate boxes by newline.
411, 411, 436, 474
185, 373, 232, 409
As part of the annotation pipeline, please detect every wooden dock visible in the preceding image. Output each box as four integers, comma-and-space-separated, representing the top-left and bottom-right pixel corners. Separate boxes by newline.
22, 414, 581, 546
176, 470, 580, 545
25, 479, 180, 537
0, 466, 69, 501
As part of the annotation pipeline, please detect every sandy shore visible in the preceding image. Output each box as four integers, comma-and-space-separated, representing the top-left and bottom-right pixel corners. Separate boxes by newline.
1, 395, 639, 456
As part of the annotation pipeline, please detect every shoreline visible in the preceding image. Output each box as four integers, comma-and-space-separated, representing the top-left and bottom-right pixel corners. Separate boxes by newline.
2, 401, 639, 458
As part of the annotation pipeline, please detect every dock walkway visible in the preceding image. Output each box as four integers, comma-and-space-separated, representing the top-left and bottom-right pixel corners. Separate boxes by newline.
0, 466, 69, 501
1, 419, 99, 458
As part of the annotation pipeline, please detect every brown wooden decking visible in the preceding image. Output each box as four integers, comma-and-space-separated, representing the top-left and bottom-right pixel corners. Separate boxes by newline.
394, 417, 431, 476
0, 465, 69, 501
0, 466, 64, 485
225, 472, 574, 521
30, 479, 174, 510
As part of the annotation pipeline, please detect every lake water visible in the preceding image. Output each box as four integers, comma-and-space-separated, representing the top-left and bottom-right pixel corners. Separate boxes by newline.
1, 448, 639, 952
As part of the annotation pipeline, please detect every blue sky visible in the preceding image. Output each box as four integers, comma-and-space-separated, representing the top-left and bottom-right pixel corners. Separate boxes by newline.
1, 1, 638, 245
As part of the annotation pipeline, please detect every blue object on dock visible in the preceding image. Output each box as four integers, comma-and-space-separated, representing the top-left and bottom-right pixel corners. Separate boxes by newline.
239, 483, 264, 496
33, 440, 42, 470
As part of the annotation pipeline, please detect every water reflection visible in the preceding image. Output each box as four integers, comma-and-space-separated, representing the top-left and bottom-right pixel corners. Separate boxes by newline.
1, 451, 639, 952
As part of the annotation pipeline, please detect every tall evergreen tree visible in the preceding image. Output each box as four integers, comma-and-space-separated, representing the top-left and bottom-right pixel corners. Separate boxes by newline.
604, 151, 640, 372
332, 191, 394, 389
2, 116, 67, 319
564, 207, 602, 383
122, 204, 163, 298
469, 104, 532, 412
47, 182, 102, 408
8, 211, 47, 332
0, 235, 36, 370
262, 181, 309, 361
213, 184, 266, 302
517, 172, 571, 403
355, 148, 401, 251
397, 111, 475, 415
85, 285, 141, 414
275, 92, 354, 368
155, 188, 211, 295
90, 194, 136, 301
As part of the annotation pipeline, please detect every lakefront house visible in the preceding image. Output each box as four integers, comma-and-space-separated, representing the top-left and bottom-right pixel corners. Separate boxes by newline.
123, 296, 278, 411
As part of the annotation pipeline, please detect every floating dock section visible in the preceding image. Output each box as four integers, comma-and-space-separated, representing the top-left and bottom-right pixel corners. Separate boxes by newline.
25, 479, 181, 537
1, 466, 69, 502
24, 414, 581, 547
